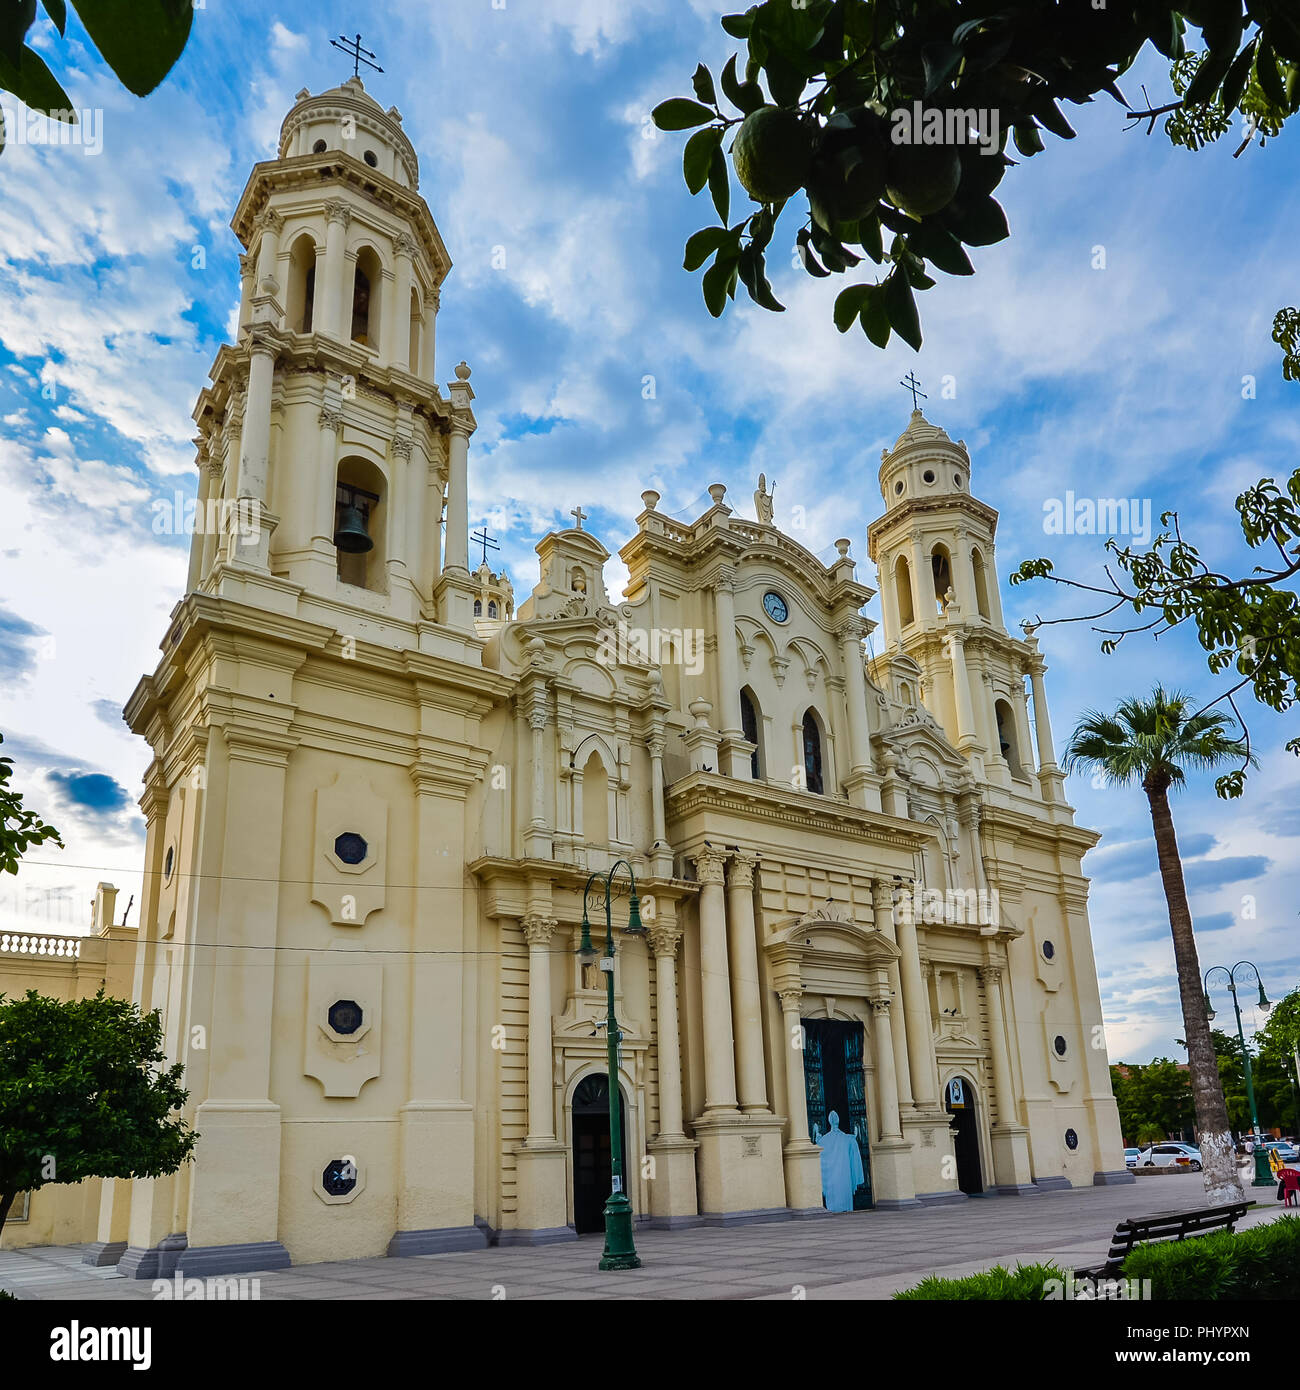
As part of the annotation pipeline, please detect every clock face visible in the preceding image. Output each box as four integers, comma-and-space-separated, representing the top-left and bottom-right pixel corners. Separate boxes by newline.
763, 591, 789, 623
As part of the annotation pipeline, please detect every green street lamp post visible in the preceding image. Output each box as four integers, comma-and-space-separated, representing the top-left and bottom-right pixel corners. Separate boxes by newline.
1203, 961, 1273, 1188
578, 859, 645, 1271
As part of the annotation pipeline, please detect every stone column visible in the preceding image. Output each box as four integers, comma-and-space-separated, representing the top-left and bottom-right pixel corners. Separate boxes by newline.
880, 550, 903, 639
870, 881, 914, 1113
1025, 640, 1066, 802
839, 617, 875, 808
444, 419, 470, 573
199, 454, 223, 582
910, 529, 932, 627
234, 326, 277, 571
237, 253, 255, 336
869, 996, 904, 1142
320, 202, 351, 340
883, 881, 938, 1108
714, 566, 749, 777
978, 962, 1035, 1193
513, 912, 573, 1242
389, 234, 417, 370
694, 849, 738, 1113
523, 915, 557, 1140
945, 628, 979, 753
253, 209, 283, 307
725, 852, 769, 1113
646, 921, 699, 1226
777, 987, 823, 1212
646, 724, 672, 877
188, 447, 214, 592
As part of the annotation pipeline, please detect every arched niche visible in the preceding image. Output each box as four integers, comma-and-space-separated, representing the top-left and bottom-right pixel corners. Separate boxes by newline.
335, 454, 388, 592
895, 553, 915, 627
931, 543, 953, 614
971, 546, 991, 620
740, 685, 764, 780
285, 232, 317, 334
351, 245, 383, 347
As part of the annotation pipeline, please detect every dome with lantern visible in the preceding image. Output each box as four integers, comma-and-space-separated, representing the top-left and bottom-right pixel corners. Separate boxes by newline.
278, 76, 420, 190
878, 408, 972, 512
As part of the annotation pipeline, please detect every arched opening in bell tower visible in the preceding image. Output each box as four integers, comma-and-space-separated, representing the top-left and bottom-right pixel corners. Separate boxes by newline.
931, 543, 953, 614
995, 699, 1022, 777
801, 708, 825, 794
351, 246, 383, 346
285, 233, 317, 334
894, 554, 915, 628
581, 749, 609, 849
334, 456, 387, 592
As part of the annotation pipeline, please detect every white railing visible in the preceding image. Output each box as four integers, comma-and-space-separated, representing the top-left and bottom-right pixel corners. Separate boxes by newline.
0, 932, 82, 959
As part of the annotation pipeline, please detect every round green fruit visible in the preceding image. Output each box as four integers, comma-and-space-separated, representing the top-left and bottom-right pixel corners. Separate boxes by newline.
885, 142, 962, 218
807, 141, 886, 227
733, 106, 813, 204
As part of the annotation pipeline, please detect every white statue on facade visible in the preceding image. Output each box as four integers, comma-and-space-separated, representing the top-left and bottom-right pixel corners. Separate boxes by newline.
816, 1109, 865, 1212
754, 473, 775, 525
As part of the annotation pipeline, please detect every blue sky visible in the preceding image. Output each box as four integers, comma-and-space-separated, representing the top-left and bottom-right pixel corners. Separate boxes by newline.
0, 0, 1295, 1063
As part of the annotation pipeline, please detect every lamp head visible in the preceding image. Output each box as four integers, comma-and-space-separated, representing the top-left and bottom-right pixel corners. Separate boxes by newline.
576, 912, 598, 962
1258, 983, 1271, 1012
625, 893, 646, 937
1203, 991, 1215, 1023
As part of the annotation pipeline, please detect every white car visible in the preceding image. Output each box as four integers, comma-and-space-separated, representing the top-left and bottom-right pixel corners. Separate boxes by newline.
1136, 1142, 1202, 1171
1124, 1147, 1142, 1169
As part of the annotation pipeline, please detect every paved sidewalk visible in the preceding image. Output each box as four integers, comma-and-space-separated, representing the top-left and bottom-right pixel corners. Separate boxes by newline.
2, 1171, 1290, 1302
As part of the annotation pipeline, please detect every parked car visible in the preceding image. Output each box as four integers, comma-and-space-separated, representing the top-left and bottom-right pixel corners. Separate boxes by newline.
1136, 1142, 1203, 1171
1264, 1140, 1299, 1163
1124, 1147, 1142, 1169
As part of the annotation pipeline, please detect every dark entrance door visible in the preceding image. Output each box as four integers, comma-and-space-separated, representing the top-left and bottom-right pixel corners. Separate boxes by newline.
802, 1018, 873, 1210
945, 1077, 983, 1194
572, 1073, 626, 1234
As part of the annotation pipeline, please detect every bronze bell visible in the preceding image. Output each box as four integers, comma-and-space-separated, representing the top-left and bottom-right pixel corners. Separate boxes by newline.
334, 503, 373, 554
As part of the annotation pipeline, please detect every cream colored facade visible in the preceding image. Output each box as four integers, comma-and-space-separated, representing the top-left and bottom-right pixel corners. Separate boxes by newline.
36, 80, 1129, 1276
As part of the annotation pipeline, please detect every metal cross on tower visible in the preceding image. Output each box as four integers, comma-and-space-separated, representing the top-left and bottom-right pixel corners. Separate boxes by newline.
471, 526, 500, 569
570, 506, 588, 530
900, 372, 927, 411
330, 32, 384, 79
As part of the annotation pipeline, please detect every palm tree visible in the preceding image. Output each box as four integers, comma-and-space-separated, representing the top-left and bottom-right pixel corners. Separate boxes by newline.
1064, 686, 1255, 1203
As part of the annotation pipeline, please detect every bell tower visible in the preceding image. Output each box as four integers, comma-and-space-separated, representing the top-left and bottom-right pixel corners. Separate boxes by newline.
185, 76, 481, 635
868, 410, 1063, 800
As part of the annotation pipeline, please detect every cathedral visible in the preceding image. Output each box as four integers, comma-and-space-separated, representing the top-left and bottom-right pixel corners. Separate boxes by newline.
80, 78, 1129, 1276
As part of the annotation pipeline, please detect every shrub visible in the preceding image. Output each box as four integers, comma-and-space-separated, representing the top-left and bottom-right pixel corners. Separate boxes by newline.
894, 1261, 1065, 1300
1122, 1215, 1300, 1300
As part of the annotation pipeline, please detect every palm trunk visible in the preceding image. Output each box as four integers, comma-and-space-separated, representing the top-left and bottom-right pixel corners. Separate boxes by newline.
1145, 781, 1243, 1202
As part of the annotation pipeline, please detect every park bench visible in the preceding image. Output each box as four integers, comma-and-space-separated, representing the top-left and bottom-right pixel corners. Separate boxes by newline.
1074, 1201, 1251, 1279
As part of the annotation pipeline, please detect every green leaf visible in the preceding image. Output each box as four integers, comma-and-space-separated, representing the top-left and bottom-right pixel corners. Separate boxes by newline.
945, 193, 1010, 246
1012, 120, 1045, 156
0, 44, 76, 118
720, 53, 745, 110
796, 227, 831, 277
834, 284, 873, 332
702, 251, 739, 317
684, 226, 733, 272
1256, 38, 1288, 111
684, 125, 723, 194
708, 143, 730, 223
721, 9, 756, 39
883, 268, 922, 351
69, 0, 193, 97
860, 286, 891, 348
653, 97, 717, 131
0, 0, 35, 67
1220, 37, 1257, 113
692, 62, 717, 107
1033, 97, 1077, 141
738, 244, 785, 311
42, 0, 66, 35
906, 219, 974, 276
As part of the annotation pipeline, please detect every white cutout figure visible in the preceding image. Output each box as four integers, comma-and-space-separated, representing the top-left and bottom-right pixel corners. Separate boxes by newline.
817, 1109, 864, 1212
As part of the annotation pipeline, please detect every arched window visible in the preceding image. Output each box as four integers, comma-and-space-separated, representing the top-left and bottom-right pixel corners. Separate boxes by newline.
995, 699, 1022, 777
285, 233, 317, 334
895, 554, 915, 627
488, 600, 498, 618
971, 547, 991, 620
581, 749, 608, 847
473, 599, 483, 617
351, 247, 382, 345
802, 709, 824, 794
931, 543, 953, 614
740, 687, 762, 779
